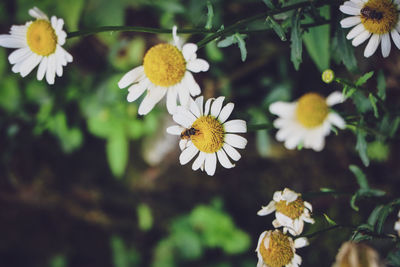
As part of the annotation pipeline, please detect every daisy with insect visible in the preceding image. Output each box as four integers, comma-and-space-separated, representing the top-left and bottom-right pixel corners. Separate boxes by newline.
0, 7, 73, 84
167, 96, 247, 176
118, 26, 209, 115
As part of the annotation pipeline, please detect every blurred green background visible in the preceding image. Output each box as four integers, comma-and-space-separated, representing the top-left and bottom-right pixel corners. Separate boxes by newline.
1, 0, 400, 266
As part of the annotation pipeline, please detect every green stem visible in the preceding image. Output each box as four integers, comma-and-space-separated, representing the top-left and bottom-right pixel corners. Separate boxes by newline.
247, 123, 273, 131
196, 0, 331, 48
302, 225, 355, 239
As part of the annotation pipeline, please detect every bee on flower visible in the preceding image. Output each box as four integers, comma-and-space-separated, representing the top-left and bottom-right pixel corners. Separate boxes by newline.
0, 7, 73, 84
269, 91, 346, 152
340, 0, 400, 58
258, 188, 314, 236
256, 229, 309, 267
166, 96, 247, 176
118, 26, 209, 115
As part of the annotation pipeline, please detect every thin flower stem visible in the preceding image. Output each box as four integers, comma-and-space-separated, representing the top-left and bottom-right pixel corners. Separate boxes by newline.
302, 225, 355, 239
302, 190, 352, 198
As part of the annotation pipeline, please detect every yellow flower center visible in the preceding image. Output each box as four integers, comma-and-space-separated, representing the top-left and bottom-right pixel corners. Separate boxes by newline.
26, 19, 57, 56
360, 0, 398, 34
190, 115, 225, 154
296, 93, 329, 128
275, 197, 305, 219
259, 230, 294, 267
143, 43, 186, 87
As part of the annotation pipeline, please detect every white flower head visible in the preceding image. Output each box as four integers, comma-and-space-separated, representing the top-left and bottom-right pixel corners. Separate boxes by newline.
395, 210, 400, 236
269, 91, 346, 152
256, 229, 308, 267
332, 241, 382, 267
166, 96, 247, 176
340, 0, 400, 58
257, 188, 314, 236
118, 26, 210, 115
0, 7, 73, 84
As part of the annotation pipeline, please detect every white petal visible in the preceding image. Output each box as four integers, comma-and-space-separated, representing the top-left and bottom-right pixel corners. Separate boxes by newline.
138, 86, 167, 115
118, 66, 144, 88
179, 139, 188, 150
172, 25, 181, 49
326, 91, 345, 106
257, 201, 276, 216
364, 34, 380, 58
186, 58, 209, 73
346, 23, 365, 39
182, 72, 201, 97
210, 96, 225, 117
381, 33, 391, 58
166, 85, 178, 114
310, 134, 325, 151
204, 153, 217, 176
269, 102, 296, 118
304, 201, 313, 212
224, 120, 247, 133
204, 98, 214, 116
8, 47, 30, 64
20, 53, 42, 77
192, 151, 207, 171
294, 237, 309, 248
391, 30, 400, 49
182, 43, 198, 61
327, 113, 346, 129
55, 59, 63, 77
340, 16, 361, 28
276, 212, 293, 227
216, 149, 235, 169
218, 103, 234, 123
224, 134, 247, 149
284, 132, 303, 150
37, 56, 48, 81
189, 98, 201, 118
339, 4, 361, 15
175, 106, 197, 123
292, 254, 302, 267
127, 80, 149, 102
173, 113, 193, 128
179, 144, 199, 165
352, 30, 371, 46
166, 125, 184, 135
395, 221, 400, 231
0, 35, 26, 48
178, 86, 190, 107
45, 55, 56, 85
29, 7, 48, 19
282, 188, 298, 202
195, 96, 204, 115
222, 144, 241, 161
272, 219, 282, 228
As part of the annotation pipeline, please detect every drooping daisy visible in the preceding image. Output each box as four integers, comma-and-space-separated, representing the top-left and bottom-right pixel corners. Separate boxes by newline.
256, 229, 308, 267
395, 210, 400, 236
269, 91, 346, 152
166, 96, 247, 176
118, 26, 209, 115
332, 242, 381, 267
258, 188, 314, 236
340, 0, 400, 58
0, 7, 73, 84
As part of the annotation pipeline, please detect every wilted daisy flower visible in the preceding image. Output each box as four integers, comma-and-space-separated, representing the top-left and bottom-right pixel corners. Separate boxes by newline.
269, 91, 345, 152
118, 26, 209, 115
256, 229, 308, 267
166, 96, 247, 176
332, 242, 382, 267
0, 7, 73, 84
340, 0, 400, 58
258, 188, 314, 236
395, 210, 400, 236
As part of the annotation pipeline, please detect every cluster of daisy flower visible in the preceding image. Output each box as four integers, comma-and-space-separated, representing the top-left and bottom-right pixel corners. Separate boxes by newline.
255, 188, 314, 267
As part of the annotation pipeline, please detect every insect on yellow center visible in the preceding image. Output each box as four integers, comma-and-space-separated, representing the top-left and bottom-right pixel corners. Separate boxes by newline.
360, 0, 399, 34
296, 93, 329, 128
143, 43, 186, 87
26, 19, 57, 56
259, 230, 294, 267
275, 197, 305, 219
190, 115, 225, 154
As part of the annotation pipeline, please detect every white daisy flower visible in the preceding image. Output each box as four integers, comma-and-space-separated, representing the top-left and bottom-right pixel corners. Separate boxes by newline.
118, 26, 209, 115
0, 7, 73, 84
256, 229, 308, 267
395, 210, 400, 236
332, 242, 381, 267
166, 96, 247, 176
257, 188, 314, 236
269, 91, 346, 152
340, 0, 400, 58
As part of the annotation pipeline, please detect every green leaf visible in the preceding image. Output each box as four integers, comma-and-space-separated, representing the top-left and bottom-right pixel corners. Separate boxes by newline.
335, 24, 357, 72
349, 164, 369, 189
266, 16, 286, 41
302, 6, 330, 71
106, 128, 129, 178
205, 1, 214, 30
387, 249, 400, 266
375, 204, 393, 234
323, 213, 337, 226
377, 70, 386, 100
137, 203, 153, 231
356, 71, 374, 86
350, 192, 360, 211
367, 205, 383, 227
56, 0, 84, 31
49, 255, 67, 267
217, 35, 236, 48
111, 236, 140, 267
0, 76, 20, 113
262, 0, 275, 9
235, 33, 247, 61
290, 10, 303, 70
355, 129, 370, 167
368, 93, 379, 118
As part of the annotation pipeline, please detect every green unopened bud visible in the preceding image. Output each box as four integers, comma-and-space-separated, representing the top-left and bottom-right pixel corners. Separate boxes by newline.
322, 69, 335, 84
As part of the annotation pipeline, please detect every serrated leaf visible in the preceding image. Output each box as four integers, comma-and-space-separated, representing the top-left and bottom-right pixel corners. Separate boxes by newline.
290, 10, 303, 70
205, 1, 214, 30
106, 129, 129, 178
356, 71, 374, 86
235, 33, 247, 61
349, 164, 369, 189
336, 23, 357, 72
368, 93, 379, 118
355, 129, 370, 167
266, 16, 286, 41
323, 213, 337, 226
